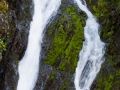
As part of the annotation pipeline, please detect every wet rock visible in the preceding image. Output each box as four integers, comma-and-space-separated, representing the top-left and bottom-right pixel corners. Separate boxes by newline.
0, 52, 2, 61
0, 14, 5, 30
0, 0, 33, 90
115, 27, 120, 54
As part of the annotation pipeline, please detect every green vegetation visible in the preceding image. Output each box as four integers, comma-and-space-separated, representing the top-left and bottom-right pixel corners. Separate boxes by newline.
89, 0, 120, 89
44, 6, 85, 73
49, 71, 56, 81
96, 73, 114, 90
0, 0, 8, 15
118, 1, 120, 10
0, 39, 6, 51
92, 0, 108, 18
95, 61, 115, 90
0, 0, 8, 51
61, 77, 70, 90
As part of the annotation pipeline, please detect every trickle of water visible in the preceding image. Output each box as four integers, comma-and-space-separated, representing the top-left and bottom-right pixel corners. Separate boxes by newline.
17, 0, 61, 90
74, 0, 105, 90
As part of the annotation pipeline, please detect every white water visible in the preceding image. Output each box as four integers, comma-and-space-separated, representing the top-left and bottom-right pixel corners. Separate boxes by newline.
17, 0, 61, 90
74, 0, 105, 90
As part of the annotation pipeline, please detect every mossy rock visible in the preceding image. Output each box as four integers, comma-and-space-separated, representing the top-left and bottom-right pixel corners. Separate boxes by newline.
44, 5, 85, 73
0, 0, 8, 52
86, 0, 120, 89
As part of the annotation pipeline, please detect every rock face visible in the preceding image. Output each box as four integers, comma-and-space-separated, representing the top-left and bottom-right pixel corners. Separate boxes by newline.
0, 14, 5, 30
0, 0, 120, 90
0, 13, 5, 61
0, 0, 33, 90
88, 0, 120, 89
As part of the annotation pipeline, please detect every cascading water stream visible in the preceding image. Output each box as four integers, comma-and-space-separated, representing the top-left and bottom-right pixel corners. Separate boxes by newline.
17, 0, 61, 90
74, 0, 105, 90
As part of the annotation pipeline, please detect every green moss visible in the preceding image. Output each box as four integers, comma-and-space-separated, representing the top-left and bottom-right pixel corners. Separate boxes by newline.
66, 7, 77, 15
118, 1, 120, 10
49, 71, 56, 81
0, 0, 8, 15
66, 7, 71, 14
44, 6, 84, 73
96, 70, 114, 90
61, 77, 70, 90
0, 39, 6, 51
95, 51, 116, 89
116, 70, 120, 76
61, 82, 69, 90
0, 0, 8, 51
103, 74, 114, 90
92, 0, 108, 18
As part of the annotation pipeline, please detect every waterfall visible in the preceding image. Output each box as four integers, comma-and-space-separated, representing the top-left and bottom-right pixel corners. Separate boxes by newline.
74, 0, 105, 90
17, 0, 61, 90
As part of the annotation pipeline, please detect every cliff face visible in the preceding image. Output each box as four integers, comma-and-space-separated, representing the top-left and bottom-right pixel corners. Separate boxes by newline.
86, 1, 120, 89
0, 0, 120, 90
0, 0, 33, 89
88, 0, 120, 89
0, 0, 8, 89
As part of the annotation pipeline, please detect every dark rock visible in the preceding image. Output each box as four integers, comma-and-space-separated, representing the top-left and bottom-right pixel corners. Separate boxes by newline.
0, 14, 5, 30
0, 0, 33, 90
